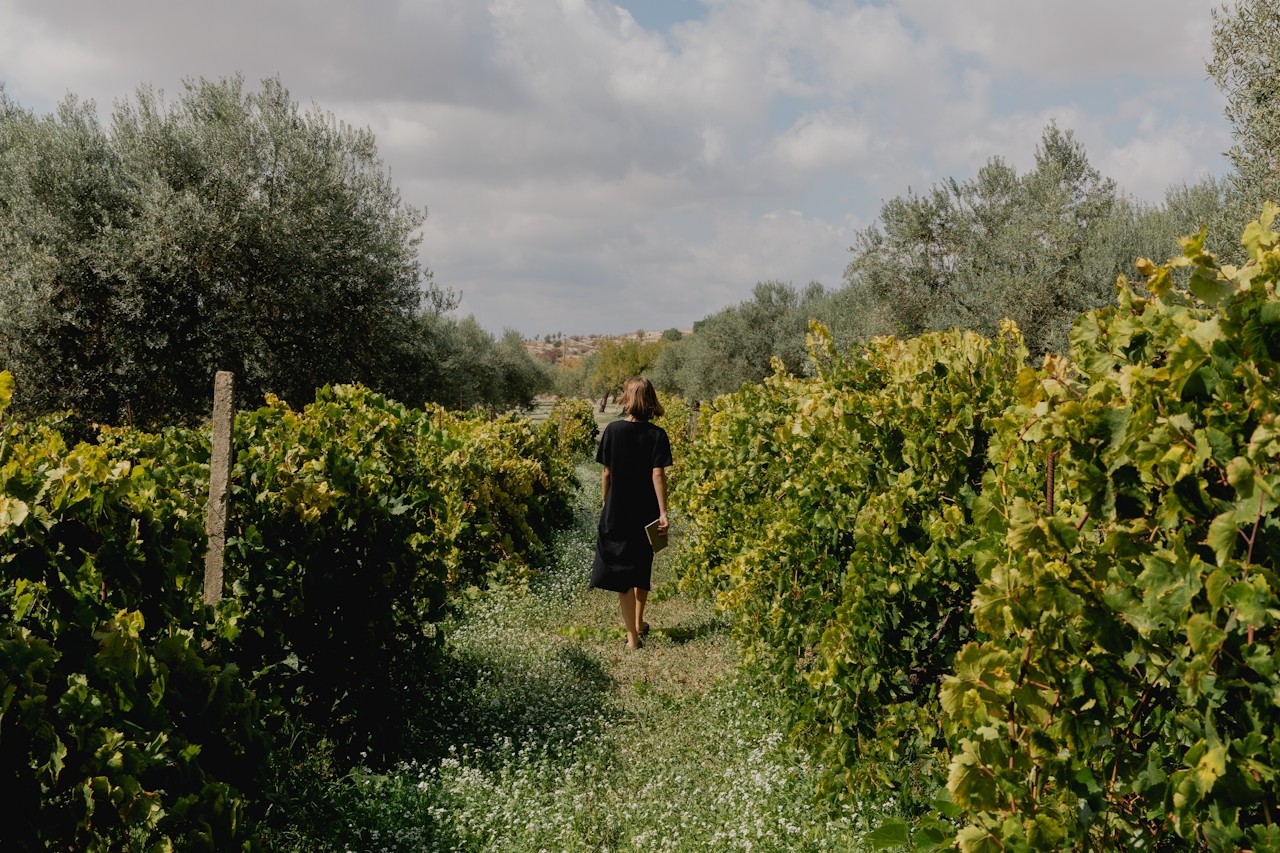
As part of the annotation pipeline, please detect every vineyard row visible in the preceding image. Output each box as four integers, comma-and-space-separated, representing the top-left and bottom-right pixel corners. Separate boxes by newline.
671, 207, 1280, 851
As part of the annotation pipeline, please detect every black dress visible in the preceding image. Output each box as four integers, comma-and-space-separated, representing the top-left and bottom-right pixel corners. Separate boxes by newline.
590, 418, 673, 592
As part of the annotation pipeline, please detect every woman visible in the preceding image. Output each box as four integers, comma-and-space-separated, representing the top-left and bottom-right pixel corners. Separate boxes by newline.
591, 376, 672, 649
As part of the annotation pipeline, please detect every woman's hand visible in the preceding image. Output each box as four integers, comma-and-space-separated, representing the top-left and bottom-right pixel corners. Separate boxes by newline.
657, 511, 669, 536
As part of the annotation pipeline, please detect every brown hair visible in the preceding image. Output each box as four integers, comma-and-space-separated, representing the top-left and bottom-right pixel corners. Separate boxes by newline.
619, 376, 664, 421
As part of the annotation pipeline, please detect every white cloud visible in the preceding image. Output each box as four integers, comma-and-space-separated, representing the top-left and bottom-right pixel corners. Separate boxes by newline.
0, 1, 116, 104
810, 2, 945, 96
1098, 114, 1231, 202
897, 0, 1220, 81
450, 205, 857, 334
0, 0, 1235, 335
1102, 136, 1198, 201
771, 111, 875, 174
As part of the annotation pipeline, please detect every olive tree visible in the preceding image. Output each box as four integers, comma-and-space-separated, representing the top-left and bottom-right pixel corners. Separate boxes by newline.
652, 280, 824, 401
1209, 0, 1280, 220
840, 124, 1137, 358
0, 76, 451, 425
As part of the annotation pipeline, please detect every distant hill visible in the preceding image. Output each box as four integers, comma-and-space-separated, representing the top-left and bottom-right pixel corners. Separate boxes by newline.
524, 329, 688, 365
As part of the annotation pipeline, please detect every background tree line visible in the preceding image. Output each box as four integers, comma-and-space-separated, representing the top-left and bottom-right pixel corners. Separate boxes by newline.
651, 127, 1233, 402
0, 75, 549, 427
648, 0, 1277, 402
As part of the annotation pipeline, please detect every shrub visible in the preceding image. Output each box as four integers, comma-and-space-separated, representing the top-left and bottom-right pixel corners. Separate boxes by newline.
941, 206, 1280, 850
544, 397, 599, 459
0, 376, 584, 847
675, 323, 1026, 797
0, 375, 264, 851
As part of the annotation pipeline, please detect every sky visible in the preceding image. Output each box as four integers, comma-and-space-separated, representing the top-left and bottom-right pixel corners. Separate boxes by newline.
0, 0, 1234, 337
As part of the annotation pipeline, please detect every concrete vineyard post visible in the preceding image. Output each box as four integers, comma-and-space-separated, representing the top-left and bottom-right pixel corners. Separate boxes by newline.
204, 371, 234, 606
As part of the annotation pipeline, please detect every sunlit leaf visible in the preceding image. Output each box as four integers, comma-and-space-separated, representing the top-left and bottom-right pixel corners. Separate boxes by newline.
866, 818, 911, 849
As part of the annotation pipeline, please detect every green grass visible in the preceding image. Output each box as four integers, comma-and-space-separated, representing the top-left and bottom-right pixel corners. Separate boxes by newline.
266, 461, 882, 851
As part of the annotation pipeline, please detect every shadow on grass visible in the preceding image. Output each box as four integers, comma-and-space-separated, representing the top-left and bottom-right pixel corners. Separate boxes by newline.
652, 613, 729, 645
408, 639, 620, 769
258, 627, 621, 849
553, 614, 727, 646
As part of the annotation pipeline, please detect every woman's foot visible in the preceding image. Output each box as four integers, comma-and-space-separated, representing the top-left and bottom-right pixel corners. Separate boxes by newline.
640, 622, 651, 638
625, 637, 644, 650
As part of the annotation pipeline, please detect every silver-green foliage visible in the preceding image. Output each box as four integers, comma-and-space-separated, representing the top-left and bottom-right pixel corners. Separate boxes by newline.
661, 126, 1228, 406
651, 280, 825, 400
0, 76, 446, 425
1209, 0, 1280, 222
842, 124, 1170, 359
414, 316, 552, 411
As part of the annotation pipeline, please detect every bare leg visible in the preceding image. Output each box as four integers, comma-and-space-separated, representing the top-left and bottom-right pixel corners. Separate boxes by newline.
635, 588, 649, 636
619, 589, 641, 647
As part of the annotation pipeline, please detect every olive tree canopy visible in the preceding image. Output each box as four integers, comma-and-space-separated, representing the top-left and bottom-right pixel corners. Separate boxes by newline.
0, 75, 453, 424
1209, 0, 1280, 218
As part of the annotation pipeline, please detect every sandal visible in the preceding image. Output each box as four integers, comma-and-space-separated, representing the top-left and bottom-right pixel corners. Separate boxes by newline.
640, 622, 651, 638
626, 637, 644, 650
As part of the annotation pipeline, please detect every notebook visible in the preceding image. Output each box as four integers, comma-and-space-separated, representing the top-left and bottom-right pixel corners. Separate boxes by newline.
644, 518, 669, 553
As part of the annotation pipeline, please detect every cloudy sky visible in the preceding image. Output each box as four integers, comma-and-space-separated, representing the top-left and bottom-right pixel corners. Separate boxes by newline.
0, 0, 1233, 336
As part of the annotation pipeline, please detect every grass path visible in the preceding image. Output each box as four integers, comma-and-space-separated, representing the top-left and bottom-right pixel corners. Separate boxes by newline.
302, 459, 873, 851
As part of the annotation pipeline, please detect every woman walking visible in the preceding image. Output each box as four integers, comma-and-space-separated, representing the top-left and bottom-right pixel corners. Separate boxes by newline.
591, 376, 672, 649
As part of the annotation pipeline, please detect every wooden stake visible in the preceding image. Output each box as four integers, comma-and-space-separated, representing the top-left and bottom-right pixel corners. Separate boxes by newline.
1046, 450, 1056, 516
204, 371, 234, 606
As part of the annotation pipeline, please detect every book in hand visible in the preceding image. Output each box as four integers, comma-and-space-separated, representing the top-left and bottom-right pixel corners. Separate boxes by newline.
645, 518, 669, 553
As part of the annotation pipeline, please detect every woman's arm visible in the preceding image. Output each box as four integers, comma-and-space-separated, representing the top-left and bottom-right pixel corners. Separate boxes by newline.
601, 466, 611, 508
652, 467, 668, 534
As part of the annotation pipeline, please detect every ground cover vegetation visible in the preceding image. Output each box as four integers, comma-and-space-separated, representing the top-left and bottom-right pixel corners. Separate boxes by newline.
0, 378, 595, 849
673, 208, 1280, 849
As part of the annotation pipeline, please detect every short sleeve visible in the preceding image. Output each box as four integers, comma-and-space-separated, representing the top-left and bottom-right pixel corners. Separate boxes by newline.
652, 426, 673, 468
